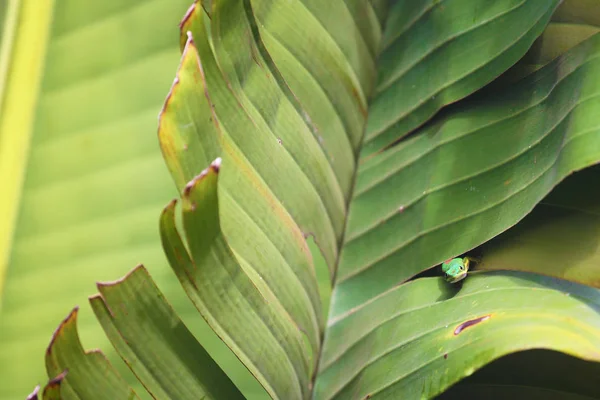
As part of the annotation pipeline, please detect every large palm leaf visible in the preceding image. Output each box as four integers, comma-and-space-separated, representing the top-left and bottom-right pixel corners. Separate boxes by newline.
32, 0, 600, 399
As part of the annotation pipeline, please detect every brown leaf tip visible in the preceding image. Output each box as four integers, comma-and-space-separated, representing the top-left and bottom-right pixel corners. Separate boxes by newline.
158, 30, 195, 123
46, 307, 79, 356
160, 199, 179, 219
157, 73, 181, 123
179, 2, 198, 30
162, 199, 179, 216
48, 370, 68, 385
26, 385, 40, 400
183, 157, 222, 196
211, 156, 222, 171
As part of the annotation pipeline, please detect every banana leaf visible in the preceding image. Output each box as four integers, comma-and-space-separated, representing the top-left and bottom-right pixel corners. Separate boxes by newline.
18, 0, 600, 399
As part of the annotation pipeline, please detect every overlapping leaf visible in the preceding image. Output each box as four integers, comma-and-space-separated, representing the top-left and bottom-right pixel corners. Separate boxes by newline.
493, 0, 600, 84
159, 161, 312, 400
160, 4, 326, 396
472, 0, 600, 285
478, 165, 600, 286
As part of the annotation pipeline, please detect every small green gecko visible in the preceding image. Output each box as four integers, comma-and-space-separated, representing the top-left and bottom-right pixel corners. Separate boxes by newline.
442, 257, 478, 284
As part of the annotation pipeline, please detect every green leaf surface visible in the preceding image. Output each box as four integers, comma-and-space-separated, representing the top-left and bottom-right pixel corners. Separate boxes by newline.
369, 0, 388, 26
478, 165, 600, 286
160, 160, 313, 400
333, 30, 600, 315
173, 6, 324, 344
0, 0, 52, 295
162, 18, 326, 391
161, 0, 600, 398
316, 272, 600, 399
361, 0, 560, 157
90, 265, 243, 400
553, 0, 600, 25
181, 0, 361, 270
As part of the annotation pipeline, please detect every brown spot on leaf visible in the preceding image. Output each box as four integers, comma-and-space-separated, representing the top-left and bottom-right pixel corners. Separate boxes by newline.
454, 315, 491, 335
